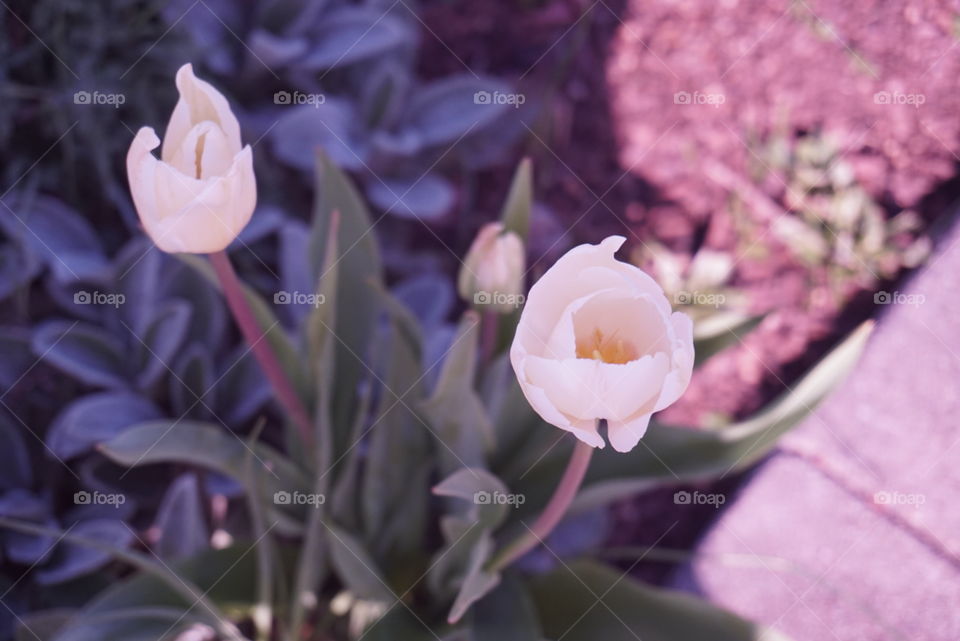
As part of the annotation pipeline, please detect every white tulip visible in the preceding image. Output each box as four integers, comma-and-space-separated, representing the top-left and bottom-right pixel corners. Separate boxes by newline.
126, 64, 256, 254
510, 236, 694, 452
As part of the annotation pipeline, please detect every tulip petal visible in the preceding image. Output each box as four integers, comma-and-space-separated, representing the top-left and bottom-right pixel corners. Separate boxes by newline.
515, 373, 605, 448
127, 129, 256, 254
607, 412, 653, 453
517, 236, 672, 359
153, 146, 256, 254
162, 63, 242, 163
654, 312, 695, 411
590, 352, 669, 421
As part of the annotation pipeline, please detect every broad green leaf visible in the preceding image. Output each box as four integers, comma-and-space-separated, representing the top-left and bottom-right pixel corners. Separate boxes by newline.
134, 300, 192, 389
693, 312, 765, 367
47, 392, 162, 461
175, 254, 311, 408
153, 474, 209, 561
169, 345, 215, 421
289, 213, 338, 641
32, 321, 128, 388
362, 607, 436, 641
325, 523, 395, 603
420, 312, 494, 473
299, 7, 412, 70
470, 574, 542, 641
445, 530, 499, 624
499, 158, 533, 241
309, 151, 383, 455
528, 559, 790, 641
0, 518, 242, 640
432, 468, 509, 529
362, 318, 429, 559
99, 421, 310, 534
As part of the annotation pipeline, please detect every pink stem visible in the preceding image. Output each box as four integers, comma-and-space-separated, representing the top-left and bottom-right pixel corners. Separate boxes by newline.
488, 439, 594, 571
209, 251, 313, 446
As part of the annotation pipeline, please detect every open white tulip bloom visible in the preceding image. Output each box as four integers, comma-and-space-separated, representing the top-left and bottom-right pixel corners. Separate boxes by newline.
126, 63, 256, 253
510, 236, 694, 452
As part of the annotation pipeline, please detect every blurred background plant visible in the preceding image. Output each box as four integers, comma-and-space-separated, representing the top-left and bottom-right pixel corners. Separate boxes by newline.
761, 131, 931, 295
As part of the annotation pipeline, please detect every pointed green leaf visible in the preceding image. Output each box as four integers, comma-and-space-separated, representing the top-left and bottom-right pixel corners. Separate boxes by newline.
325, 523, 394, 603
421, 312, 494, 472
693, 312, 765, 367
309, 151, 383, 454
99, 421, 310, 535
528, 559, 791, 641
499, 158, 533, 241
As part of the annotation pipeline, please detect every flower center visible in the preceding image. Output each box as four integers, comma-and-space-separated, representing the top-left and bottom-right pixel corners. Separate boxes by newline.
575, 328, 638, 364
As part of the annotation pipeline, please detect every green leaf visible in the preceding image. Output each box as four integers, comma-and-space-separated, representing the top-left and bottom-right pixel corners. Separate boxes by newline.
528, 559, 790, 641
693, 312, 765, 367
470, 574, 542, 641
421, 312, 494, 473
134, 300, 192, 389
15, 609, 74, 641
99, 421, 310, 535
325, 523, 395, 603
362, 608, 436, 641
432, 468, 509, 529
32, 321, 129, 388
361, 318, 430, 560
446, 531, 499, 624
499, 158, 533, 241
309, 151, 383, 455
426, 516, 500, 624
0, 519, 244, 641
175, 254, 311, 408
305, 211, 339, 386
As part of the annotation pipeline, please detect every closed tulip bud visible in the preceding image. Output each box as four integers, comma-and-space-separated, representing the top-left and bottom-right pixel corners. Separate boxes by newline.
458, 222, 525, 313
126, 63, 256, 254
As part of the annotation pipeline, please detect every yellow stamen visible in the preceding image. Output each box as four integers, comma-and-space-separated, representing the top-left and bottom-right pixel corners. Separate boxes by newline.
576, 328, 637, 364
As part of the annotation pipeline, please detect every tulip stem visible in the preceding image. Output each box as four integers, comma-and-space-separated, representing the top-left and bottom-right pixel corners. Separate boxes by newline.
209, 250, 313, 446
480, 310, 500, 366
487, 439, 594, 572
